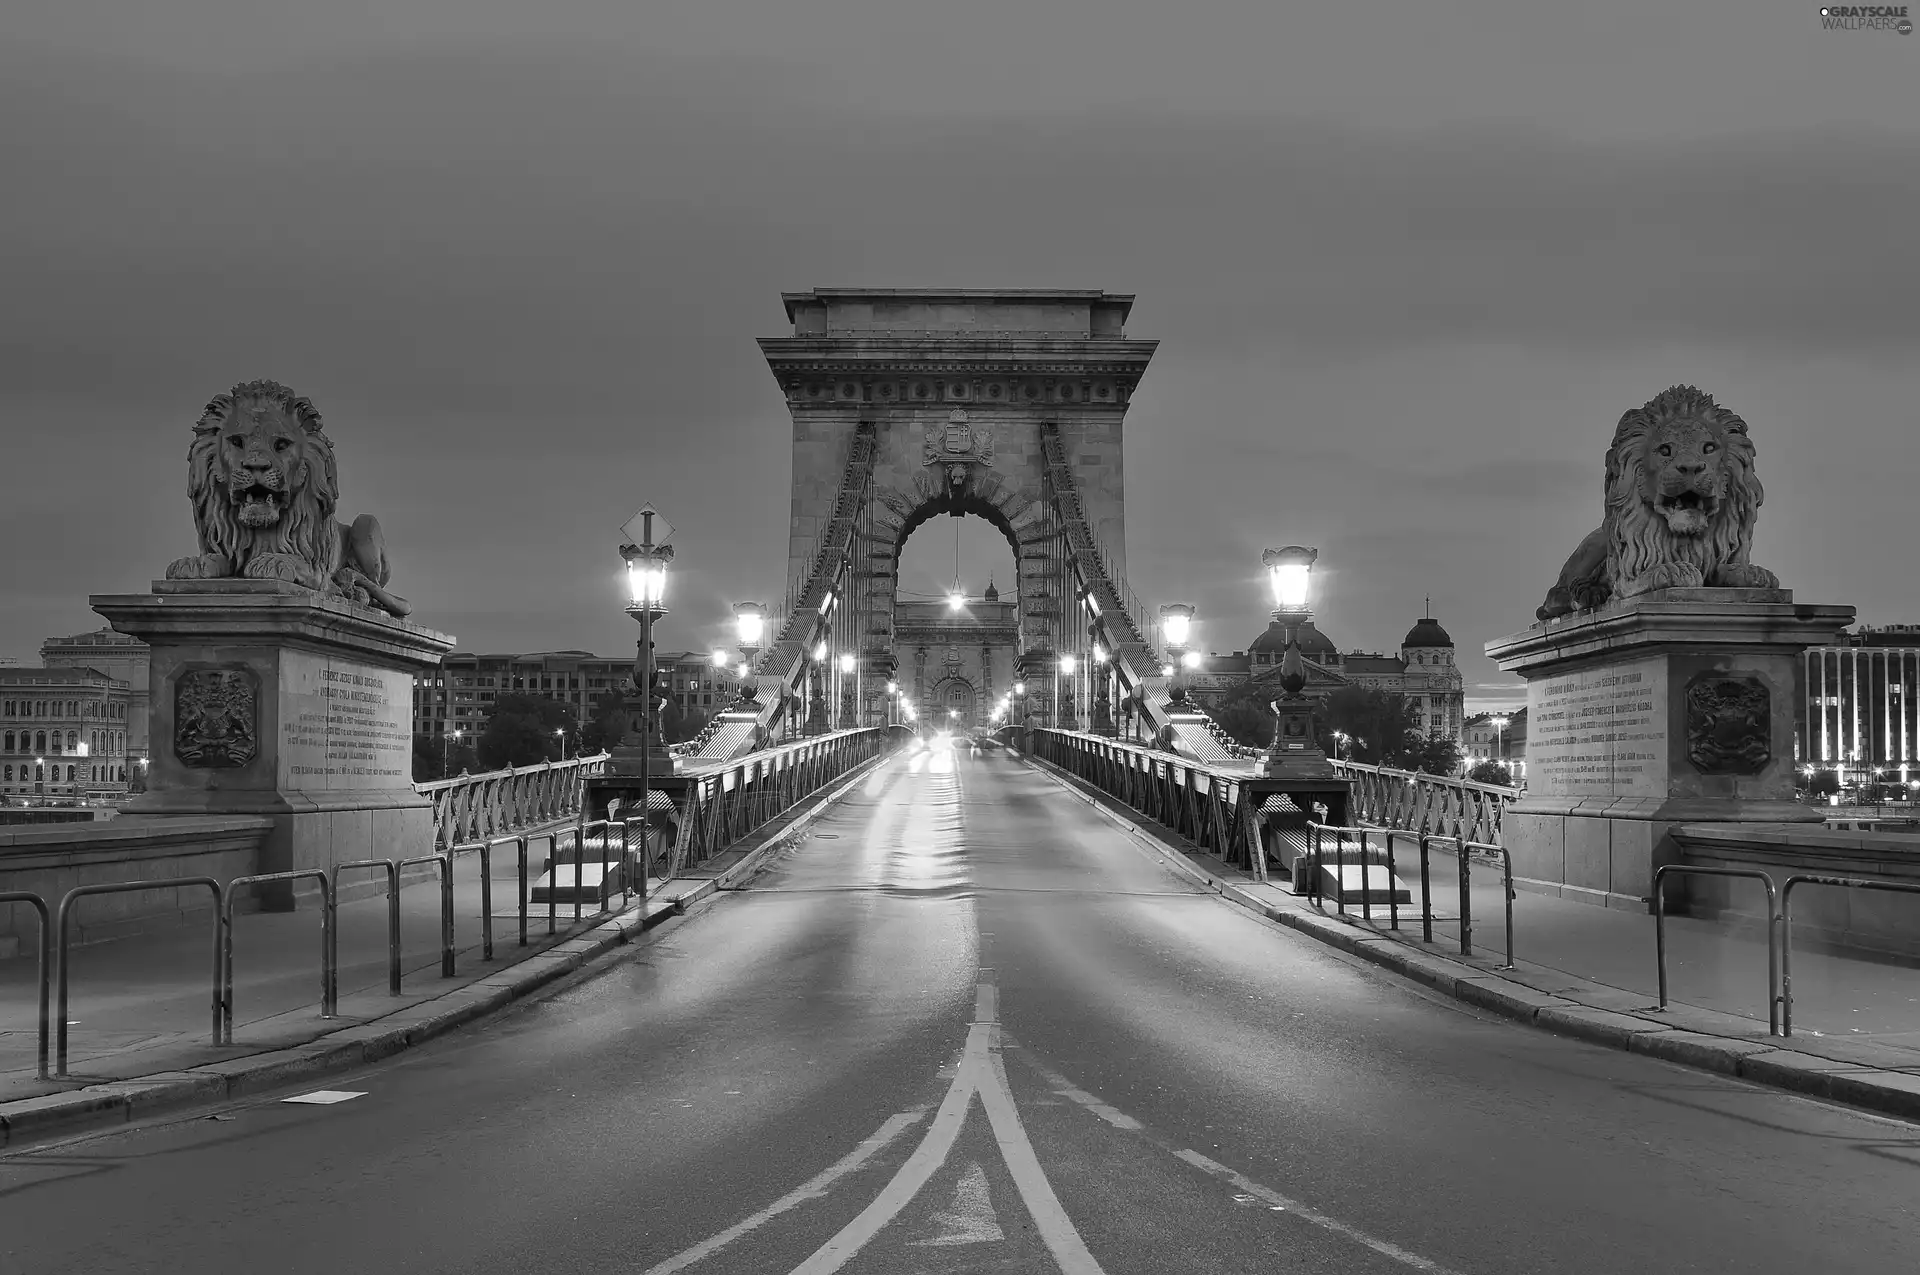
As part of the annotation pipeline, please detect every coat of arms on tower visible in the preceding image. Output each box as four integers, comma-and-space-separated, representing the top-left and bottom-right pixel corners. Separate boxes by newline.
924, 410, 995, 493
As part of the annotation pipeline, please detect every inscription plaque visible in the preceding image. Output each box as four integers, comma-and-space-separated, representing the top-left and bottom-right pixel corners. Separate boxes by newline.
1525, 657, 1668, 799
280, 649, 415, 792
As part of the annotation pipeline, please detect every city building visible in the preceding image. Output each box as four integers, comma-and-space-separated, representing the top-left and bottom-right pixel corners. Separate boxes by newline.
1803, 624, 1919, 788
413, 650, 743, 744
1, 666, 135, 803
40, 627, 151, 766
1186, 609, 1466, 746
1464, 709, 1529, 783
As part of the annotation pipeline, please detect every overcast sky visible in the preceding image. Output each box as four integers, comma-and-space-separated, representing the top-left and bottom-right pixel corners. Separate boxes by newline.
3, 1, 1915, 709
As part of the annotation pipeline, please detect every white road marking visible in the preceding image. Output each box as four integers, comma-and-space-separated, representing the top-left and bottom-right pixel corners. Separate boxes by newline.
1015, 1047, 1466, 1275
785, 1024, 988, 1274
281, 1091, 365, 1105
980, 1034, 1107, 1274
636, 1107, 928, 1275
786, 977, 1108, 1275
909, 1162, 1004, 1246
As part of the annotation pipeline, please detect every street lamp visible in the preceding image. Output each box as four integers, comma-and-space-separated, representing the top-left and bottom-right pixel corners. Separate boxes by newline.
1057, 653, 1079, 731
619, 507, 675, 875
806, 640, 830, 736
1159, 604, 1195, 708
444, 728, 464, 775
838, 651, 858, 729
554, 727, 568, 762
733, 602, 767, 708
1088, 637, 1117, 737
1491, 714, 1510, 765
1259, 546, 1335, 780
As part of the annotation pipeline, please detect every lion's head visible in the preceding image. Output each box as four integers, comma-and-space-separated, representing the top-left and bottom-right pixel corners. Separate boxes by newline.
188, 379, 341, 580
1605, 385, 1762, 586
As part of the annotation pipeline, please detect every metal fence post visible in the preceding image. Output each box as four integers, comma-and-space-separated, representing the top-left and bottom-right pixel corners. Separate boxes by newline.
57, 878, 224, 1074
516, 835, 530, 947
1, 892, 52, 1079
1652, 864, 1780, 1035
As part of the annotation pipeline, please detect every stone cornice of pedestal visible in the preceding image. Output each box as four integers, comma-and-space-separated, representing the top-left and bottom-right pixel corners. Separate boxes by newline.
1485, 588, 1855, 674
91, 580, 456, 670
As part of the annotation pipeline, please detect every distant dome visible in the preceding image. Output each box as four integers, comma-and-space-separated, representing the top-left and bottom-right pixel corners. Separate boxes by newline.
984, 579, 1000, 602
1403, 616, 1453, 648
1248, 619, 1336, 655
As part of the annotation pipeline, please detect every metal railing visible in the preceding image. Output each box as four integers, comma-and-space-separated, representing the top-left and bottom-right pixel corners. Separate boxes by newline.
333, 858, 402, 994
2, 891, 51, 1079
57, 877, 224, 1076
221, 870, 335, 1044
1652, 864, 1780, 1036
396, 852, 455, 981
1333, 759, 1516, 848
420, 752, 611, 851
1779, 874, 1920, 1037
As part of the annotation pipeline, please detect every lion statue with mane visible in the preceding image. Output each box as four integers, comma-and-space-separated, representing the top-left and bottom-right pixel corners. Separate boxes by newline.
1536, 385, 1778, 623
164, 379, 412, 618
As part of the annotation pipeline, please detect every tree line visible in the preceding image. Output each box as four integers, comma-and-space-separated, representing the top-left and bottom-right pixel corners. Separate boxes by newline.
411, 689, 715, 782
1207, 683, 1481, 779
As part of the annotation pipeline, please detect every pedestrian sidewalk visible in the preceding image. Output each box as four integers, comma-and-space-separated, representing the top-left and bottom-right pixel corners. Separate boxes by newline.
0, 746, 885, 1150
0, 853, 686, 1105
1025, 752, 1920, 1123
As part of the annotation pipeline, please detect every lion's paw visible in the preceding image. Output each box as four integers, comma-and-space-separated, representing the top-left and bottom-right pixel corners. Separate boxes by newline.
242, 553, 321, 588
1710, 563, 1780, 590
1641, 562, 1705, 592
165, 553, 232, 580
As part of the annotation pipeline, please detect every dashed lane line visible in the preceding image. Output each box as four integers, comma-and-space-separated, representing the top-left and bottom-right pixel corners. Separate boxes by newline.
1006, 1040, 1469, 1275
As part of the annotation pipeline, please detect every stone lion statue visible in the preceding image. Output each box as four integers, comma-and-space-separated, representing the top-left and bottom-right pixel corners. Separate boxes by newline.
164, 379, 411, 617
1536, 385, 1778, 622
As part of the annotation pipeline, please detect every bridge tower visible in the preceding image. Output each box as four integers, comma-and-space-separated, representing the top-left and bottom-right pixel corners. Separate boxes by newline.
759, 289, 1160, 729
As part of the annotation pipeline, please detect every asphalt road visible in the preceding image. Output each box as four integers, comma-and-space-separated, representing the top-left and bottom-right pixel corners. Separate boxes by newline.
3, 740, 1916, 1273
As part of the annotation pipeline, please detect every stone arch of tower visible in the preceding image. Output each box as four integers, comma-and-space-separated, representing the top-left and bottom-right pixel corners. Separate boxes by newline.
729, 288, 1194, 757
928, 674, 978, 729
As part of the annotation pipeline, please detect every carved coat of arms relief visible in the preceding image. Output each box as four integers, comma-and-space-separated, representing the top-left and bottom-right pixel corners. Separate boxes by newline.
924, 410, 995, 493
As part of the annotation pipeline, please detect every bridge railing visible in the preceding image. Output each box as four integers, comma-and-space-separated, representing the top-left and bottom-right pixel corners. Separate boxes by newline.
1330, 759, 1517, 847
669, 726, 907, 874
1022, 728, 1286, 878
419, 752, 611, 851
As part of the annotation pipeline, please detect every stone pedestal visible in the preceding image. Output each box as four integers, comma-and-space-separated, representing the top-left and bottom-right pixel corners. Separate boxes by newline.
91, 581, 454, 905
1486, 588, 1853, 912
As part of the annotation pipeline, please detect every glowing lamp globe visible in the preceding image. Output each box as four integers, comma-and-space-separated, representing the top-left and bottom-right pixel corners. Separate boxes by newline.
838, 652, 856, 675
1263, 546, 1317, 611
733, 602, 766, 646
1158, 603, 1194, 649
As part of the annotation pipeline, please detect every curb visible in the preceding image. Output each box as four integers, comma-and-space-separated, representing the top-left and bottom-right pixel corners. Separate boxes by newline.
0, 747, 895, 1152
1016, 749, 1920, 1126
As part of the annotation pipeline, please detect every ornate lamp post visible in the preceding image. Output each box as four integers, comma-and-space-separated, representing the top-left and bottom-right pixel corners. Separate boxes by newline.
727, 602, 766, 713
1057, 654, 1080, 732
1260, 546, 1336, 779
1089, 629, 1117, 737
838, 651, 858, 729
444, 727, 464, 775
619, 522, 675, 792
806, 641, 830, 736
1491, 714, 1509, 768
885, 680, 899, 728
1159, 604, 1195, 708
